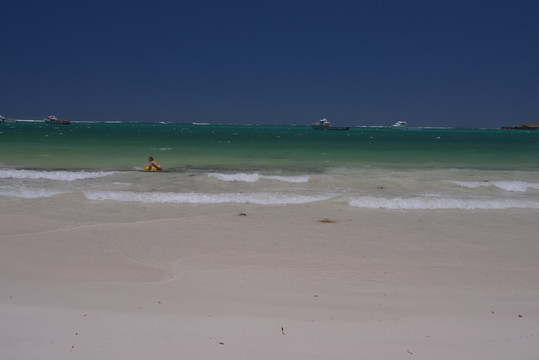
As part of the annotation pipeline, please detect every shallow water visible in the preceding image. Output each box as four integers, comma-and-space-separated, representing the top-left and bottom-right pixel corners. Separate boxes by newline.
1, 122, 538, 210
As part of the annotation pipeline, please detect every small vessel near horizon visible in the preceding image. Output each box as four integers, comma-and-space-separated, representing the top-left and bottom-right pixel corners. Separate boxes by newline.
0, 115, 17, 122
311, 118, 350, 131
501, 123, 539, 130
391, 121, 408, 128
44, 115, 70, 125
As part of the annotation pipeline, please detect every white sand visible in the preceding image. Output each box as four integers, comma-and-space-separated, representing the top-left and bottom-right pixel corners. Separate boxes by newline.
1, 204, 538, 359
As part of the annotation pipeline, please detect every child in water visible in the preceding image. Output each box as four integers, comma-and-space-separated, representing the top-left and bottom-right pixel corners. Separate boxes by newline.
146, 156, 162, 171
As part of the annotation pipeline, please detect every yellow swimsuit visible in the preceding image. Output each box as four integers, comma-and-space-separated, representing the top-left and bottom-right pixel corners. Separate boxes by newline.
143, 165, 161, 171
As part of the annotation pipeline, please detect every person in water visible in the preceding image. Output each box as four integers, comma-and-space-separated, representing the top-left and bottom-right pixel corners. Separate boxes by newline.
146, 156, 162, 171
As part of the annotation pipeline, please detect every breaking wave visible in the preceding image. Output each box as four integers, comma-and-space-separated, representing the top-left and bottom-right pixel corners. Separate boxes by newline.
84, 191, 331, 205
448, 180, 539, 193
0, 188, 65, 199
208, 172, 310, 183
347, 196, 539, 210
0, 169, 115, 181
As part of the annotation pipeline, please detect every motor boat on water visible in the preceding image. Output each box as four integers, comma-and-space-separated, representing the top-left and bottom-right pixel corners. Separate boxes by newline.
312, 118, 331, 129
44, 115, 70, 125
391, 121, 408, 128
311, 118, 350, 130
0, 115, 17, 122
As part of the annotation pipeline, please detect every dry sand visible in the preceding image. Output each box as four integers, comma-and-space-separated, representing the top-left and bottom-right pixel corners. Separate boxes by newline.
1, 203, 538, 359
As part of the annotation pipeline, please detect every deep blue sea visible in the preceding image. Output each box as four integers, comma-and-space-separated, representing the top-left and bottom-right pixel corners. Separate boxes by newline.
1, 121, 538, 210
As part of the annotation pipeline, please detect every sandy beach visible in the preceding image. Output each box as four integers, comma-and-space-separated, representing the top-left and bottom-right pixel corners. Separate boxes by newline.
1, 202, 538, 359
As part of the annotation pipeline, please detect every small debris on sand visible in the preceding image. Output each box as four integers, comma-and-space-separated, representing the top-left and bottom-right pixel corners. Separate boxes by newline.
319, 218, 336, 223
239, 213, 247, 216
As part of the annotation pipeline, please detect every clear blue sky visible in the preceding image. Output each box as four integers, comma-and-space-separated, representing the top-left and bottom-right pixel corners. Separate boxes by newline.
2, 0, 538, 127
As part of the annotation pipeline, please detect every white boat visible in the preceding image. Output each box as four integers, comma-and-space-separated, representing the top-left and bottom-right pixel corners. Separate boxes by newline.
311, 118, 350, 130
44, 115, 70, 125
0, 115, 5, 123
391, 121, 408, 128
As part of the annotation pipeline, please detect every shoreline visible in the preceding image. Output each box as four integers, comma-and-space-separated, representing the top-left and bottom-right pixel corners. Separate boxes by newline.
1, 204, 538, 359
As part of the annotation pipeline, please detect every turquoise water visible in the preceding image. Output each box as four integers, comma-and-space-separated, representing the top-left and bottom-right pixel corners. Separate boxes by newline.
1, 122, 538, 210
0, 122, 538, 171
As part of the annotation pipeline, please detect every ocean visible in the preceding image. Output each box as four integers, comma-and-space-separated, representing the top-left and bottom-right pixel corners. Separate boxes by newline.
1, 121, 538, 212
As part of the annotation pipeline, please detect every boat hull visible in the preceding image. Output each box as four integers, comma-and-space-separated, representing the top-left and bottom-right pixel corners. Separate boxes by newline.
45, 119, 70, 125
312, 125, 350, 130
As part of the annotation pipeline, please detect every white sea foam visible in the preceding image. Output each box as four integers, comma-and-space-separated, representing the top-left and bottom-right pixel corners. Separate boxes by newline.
262, 175, 310, 183
0, 188, 65, 199
209, 173, 260, 182
0, 169, 115, 181
347, 196, 539, 210
208, 172, 309, 183
84, 191, 330, 205
449, 180, 539, 192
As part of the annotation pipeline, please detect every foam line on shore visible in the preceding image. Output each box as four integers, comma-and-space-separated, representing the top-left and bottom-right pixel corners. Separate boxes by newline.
347, 195, 539, 209
84, 190, 333, 205
0, 169, 115, 181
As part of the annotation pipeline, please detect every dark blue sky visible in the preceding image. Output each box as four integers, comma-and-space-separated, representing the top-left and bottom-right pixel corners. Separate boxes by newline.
2, 0, 538, 127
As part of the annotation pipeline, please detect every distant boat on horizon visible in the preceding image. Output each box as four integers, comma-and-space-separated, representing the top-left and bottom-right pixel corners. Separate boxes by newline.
44, 115, 70, 125
390, 121, 408, 129
0, 115, 18, 122
501, 123, 539, 130
311, 118, 350, 131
